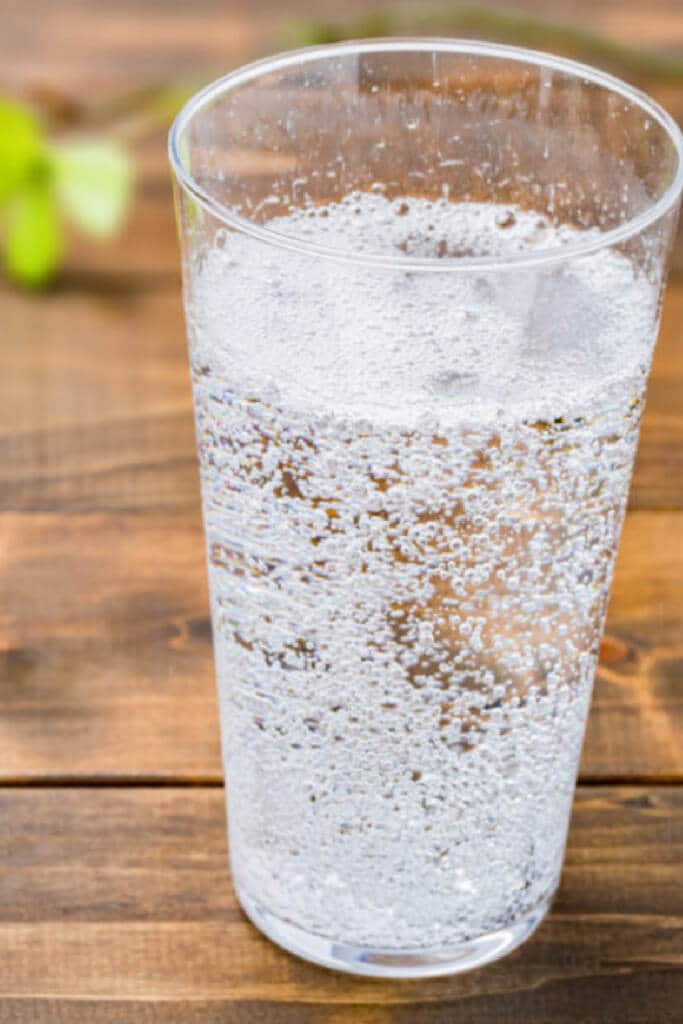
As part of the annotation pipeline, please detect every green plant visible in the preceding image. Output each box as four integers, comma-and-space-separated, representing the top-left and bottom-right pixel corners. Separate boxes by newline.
286, 3, 683, 82
0, 98, 132, 288
2, 3, 681, 291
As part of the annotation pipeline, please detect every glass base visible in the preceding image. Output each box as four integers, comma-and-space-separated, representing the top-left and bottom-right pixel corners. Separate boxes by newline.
236, 886, 553, 978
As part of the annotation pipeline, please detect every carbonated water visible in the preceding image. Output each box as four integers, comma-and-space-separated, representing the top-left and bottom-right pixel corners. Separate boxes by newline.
187, 195, 658, 949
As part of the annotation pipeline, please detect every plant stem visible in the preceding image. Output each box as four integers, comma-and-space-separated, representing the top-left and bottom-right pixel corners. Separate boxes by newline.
286, 3, 683, 83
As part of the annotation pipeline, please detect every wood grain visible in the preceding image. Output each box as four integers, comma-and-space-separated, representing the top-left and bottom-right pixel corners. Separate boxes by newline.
586, 512, 683, 781
2, 255, 682, 514
1, 0, 682, 1019
4, 0, 683, 93
0, 786, 680, 1020
0, 509, 681, 782
0, 512, 219, 781
632, 283, 683, 510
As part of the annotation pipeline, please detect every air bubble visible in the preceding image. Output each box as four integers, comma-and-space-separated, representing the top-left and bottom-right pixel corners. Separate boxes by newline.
190, 191, 657, 950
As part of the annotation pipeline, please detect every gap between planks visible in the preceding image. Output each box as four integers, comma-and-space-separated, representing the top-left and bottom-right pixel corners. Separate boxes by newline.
1, 775, 683, 789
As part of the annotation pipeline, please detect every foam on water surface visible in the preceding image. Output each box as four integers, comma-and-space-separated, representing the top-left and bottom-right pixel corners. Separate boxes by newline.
190, 194, 654, 430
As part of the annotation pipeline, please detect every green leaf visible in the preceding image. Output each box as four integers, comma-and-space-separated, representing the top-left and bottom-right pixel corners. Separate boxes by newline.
3, 184, 63, 287
285, 12, 393, 47
0, 98, 45, 206
51, 139, 132, 238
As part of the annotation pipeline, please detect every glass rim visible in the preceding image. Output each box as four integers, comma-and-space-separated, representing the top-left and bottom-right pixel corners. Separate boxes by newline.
169, 37, 683, 274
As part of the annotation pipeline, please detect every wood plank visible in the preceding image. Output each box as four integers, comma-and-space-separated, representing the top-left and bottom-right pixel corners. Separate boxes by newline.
1, 284, 190, 438
1, 0, 386, 95
2, 245, 682, 513
0, 786, 680, 1020
4, 0, 683, 92
0, 512, 220, 781
585, 511, 683, 780
0, 510, 681, 781
0, 985, 681, 1024
1, 984, 681, 1024
0, 281, 199, 514
1, 2, 682, 1020
0, 411, 199, 514
631, 282, 683, 510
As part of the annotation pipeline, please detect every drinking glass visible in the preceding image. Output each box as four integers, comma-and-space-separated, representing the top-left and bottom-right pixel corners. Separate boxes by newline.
169, 40, 682, 977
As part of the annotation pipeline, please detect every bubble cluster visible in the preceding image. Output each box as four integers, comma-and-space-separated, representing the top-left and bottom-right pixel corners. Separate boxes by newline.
188, 196, 659, 949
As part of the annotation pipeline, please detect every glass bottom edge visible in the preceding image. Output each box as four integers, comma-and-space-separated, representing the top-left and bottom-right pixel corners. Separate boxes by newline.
235, 886, 554, 978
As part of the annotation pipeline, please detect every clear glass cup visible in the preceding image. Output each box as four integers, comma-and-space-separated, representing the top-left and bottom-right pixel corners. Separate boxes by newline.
169, 40, 682, 977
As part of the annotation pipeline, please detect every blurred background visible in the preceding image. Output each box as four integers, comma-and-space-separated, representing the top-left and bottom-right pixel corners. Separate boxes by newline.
1, 1, 682, 782
2, 0, 683, 293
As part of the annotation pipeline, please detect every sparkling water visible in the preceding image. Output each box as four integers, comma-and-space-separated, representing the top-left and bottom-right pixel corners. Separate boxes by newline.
187, 196, 658, 949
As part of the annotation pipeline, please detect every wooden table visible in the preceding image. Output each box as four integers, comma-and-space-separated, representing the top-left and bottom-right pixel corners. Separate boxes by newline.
1, 1, 682, 1020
